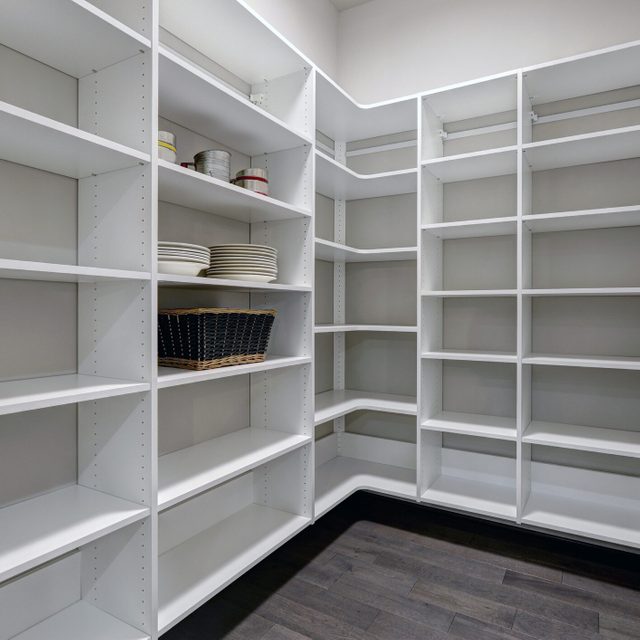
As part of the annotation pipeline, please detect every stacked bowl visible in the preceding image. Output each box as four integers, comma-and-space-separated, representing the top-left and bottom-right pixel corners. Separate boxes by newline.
194, 149, 231, 182
207, 244, 278, 282
158, 241, 210, 276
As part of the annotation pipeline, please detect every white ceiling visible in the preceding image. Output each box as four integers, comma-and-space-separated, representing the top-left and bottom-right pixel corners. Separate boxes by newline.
330, 0, 374, 11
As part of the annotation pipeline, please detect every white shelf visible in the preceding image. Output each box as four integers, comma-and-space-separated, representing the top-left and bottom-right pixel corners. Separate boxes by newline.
523, 421, 640, 458
523, 287, 640, 296
315, 456, 416, 517
157, 273, 311, 293
0, 374, 150, 417
0, 259, 150, 284
422, 217, 517, 239
158, 504, 309, 633
315, 389, 417, 425
0, 101, 149, 179
12, 601, 149, 640
422, 350, 517, 364
158, 355, 311, 389
523, 353, 640, 370
523, 492, 640, 549
159, 47, 311, 156
315, 239, 417, 263
422, 475, 516, 521
159, 428, 311, 510
0, 485, 149, 583
523, 126, 640, 171
422, 289, 518, 297
523, 205, 640, 234
315, 150, 417, 200
0, 0, 150, 78
421, 146, 517, 182
158, 160, 311, 223
314, 324, 417, 333
422, 411, 517, 441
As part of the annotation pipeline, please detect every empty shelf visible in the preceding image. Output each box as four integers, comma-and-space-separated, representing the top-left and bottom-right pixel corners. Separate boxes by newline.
422, 216, 517, 239
157, 273, 311, 293
0, 259, 150, 283
158, 160, 311, 222
422, 411, 517, 441
0, 485, 149, 583
523, 205, 640, 233
315, 150, 417, 200
422, 350, 517, 363
0, 374, 150, 416
314, 324, 417, 333
422, 146, 517, 182
316, 457, 416, 518
422, 475, 516, 520
12, 601, 149, 640
159, 428, 311, 510
315, 390, 417, 425
523, 421, 640, 458
422, 289, 517, 297
158, 504, 309, 633
523, 287, 640, 296
158, 355, 311, 389
0, 101, 149, 179
523, 353, 640, 370
315, 239, 417, 262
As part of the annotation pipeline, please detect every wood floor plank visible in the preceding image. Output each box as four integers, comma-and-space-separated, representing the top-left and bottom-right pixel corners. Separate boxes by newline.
512, 610, 606, 640
261, 625, 312, 640
448, 613, 536, 640
599, 612, 640, 640
366, 611, 450, 640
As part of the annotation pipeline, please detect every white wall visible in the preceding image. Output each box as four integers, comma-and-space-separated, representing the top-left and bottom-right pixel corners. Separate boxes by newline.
244, 0, 339, 77
337, 0, 640, 103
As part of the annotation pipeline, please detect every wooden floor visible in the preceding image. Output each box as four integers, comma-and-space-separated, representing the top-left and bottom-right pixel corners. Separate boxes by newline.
164, 492, 640, 640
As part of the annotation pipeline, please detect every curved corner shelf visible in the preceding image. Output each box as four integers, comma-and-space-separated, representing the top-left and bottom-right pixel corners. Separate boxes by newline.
315, 239, 417, 263
315, 389, 417, 426
315, 150, 417, 200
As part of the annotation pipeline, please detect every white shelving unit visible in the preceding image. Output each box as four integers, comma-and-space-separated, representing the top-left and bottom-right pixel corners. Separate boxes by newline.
2, 2, 640, 636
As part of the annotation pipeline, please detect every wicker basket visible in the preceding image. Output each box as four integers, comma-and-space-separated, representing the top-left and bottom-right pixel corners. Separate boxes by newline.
158, 307, 277, 370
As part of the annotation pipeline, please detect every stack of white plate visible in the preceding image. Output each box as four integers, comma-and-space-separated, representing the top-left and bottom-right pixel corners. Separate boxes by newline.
158, 241, 210, 276
207, 244, 278, 282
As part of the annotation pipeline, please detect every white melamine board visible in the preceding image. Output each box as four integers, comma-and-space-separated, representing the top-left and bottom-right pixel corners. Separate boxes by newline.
523, 354, 640, 370
158, 429, 311, 510
523, 288, 640, 296
158, 504, 309, 633
315, 456, 416, 517
422, 217, 517, 239
340, 433, 416, 470
0, 0, 149, 78
314, 324, 417, 333
11, 601, 149, 640
158, 356, 311, 389
422, 350, 517, 364
422, 290, 518, 297
315, 389, 417, 425
158, 161, 311, 222
316, 151, 417, 200
316, 72, 417, 141
523, 126, 640, 171
159, 0, 307, 85
523, 421, 640, 458
422, 411, 517, 441
315, 239, 417, 263
157, 274, 310, 293
0, 485, 148, 582
0, 259, 150, 283
523, 206, 640, 233
422, 147, 517, 183
159, 47, 311, 156
0, 374, 149, 416
0, 101, 149, 179
523, 41, 640, 105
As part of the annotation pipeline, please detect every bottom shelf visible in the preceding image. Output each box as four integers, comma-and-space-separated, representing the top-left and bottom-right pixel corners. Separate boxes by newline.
13, 601, 148, 640
421, 475, 516, 521
159, 504, 310, 633
315, 456, 416, 517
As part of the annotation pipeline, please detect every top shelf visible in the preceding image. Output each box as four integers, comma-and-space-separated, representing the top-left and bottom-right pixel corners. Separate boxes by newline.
316, 72, 417, 142
159, 47, 312, 156
0, 0, 149, 78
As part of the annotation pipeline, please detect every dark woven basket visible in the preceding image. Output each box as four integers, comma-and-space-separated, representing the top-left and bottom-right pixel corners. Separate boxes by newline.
158, 307, 277, 370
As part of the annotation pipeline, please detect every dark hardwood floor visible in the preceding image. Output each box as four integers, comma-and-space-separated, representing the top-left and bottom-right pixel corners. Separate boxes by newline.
164, 492, 640, 640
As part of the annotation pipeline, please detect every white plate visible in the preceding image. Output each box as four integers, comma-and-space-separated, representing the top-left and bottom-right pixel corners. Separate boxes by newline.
209, 251, 277, 258
209, 243, 276, 251
206, 273, 276, 282
159, 241, 209, 251
209, 258, 277, 265
207, 269, 278, 276
159, 261, 206, 276
159, 256, 209, 264
159, 253, 210, 262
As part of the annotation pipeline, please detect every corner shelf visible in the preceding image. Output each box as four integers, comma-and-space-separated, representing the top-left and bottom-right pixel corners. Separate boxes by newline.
314, 324, 417, 333
159, 429, 311, 510
0, 485, 149, 583
315, 150, 417, 200
523, 353, 640, 370
315, 239, 417, 263
523, 205, 640, 233
422, 216, 517, 239
422, 350, 518, 364
0, 101, 149, 179
157, 273, 311, 293
315, 389, 417, 425
0, 259, 150, 284
422, 411, 517, 441
421, 146, 518, 182
158, 160, 311, 223
158, 505, 310, 634
0, 374, 150, 417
